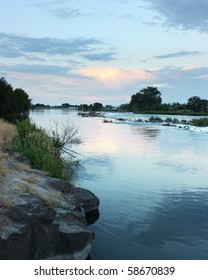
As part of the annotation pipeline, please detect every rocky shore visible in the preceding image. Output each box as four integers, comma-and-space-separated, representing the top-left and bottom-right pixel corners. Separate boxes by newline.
0, 147, 99, 260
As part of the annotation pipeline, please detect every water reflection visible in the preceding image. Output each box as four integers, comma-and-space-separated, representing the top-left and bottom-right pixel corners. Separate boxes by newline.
30, 109, 208, 260
78, 155, 114, 181
132, 190, 208, 248
155, 158, 199, 173
130, 125, 160, 139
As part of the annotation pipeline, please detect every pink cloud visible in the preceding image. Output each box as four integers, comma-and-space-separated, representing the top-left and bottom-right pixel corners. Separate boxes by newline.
80, 67, 156, 88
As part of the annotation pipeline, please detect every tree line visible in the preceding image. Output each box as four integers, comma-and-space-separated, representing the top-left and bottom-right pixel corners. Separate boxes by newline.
119, 86, 208, 113
0, 77, 31, 117
1, 78, 207, 115
77, 87, 208, 114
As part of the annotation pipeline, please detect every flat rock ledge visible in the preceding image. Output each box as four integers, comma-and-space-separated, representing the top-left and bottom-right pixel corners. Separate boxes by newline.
0, 148, 99, 260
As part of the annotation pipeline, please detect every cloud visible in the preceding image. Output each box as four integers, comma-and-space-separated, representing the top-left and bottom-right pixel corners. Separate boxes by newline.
35, 0, 133, 22
81, 67, 155, 81
3, 65, 208, 105
0, 44, 22, 58
0, 62, 95, 80
154, 50, 201, 59
9, 64, 71, 76
49, 8, 92, 19
155, 65, 208, 80
145, 0, 208, 32
0, 33, 102, 58
81, 52, 117, 61
79, 68, 156, 92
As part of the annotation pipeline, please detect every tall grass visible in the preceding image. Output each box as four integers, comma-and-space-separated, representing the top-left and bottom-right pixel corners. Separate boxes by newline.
15, 119, 80, 181
0, 118, 17, 146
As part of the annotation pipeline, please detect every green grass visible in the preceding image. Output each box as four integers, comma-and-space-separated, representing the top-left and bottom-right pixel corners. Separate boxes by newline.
14, 119, 75, 181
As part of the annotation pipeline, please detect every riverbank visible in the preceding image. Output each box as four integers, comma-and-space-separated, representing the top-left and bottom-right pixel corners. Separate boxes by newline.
0, 146, 99, 259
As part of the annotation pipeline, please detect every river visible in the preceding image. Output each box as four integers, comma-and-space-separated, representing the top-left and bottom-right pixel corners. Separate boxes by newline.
30, 109, 208, 260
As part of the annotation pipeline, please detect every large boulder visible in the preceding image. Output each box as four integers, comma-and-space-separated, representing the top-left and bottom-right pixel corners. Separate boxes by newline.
0, 150, 99, 260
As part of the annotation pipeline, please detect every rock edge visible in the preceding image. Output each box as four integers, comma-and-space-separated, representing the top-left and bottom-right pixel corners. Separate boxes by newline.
0, 147, 100, 260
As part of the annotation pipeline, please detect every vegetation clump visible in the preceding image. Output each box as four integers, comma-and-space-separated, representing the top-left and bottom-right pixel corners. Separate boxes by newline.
149, 116, 163, 123
14, 119, 81, 181
164, 117, 180, 124
190, 118, 208, 127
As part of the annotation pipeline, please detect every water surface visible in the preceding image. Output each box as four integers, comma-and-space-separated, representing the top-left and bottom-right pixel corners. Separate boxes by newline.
30, 109, 208, 260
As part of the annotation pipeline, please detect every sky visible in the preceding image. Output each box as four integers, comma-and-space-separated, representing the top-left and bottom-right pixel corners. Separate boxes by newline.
0, 0, 208, 106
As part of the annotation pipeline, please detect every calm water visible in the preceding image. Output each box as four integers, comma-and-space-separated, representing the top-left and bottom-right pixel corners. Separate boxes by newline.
30, 109, 208, 260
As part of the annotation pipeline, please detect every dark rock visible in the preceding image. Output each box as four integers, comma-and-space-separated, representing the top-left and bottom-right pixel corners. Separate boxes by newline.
73, 187, 100, 212
7, 194, 55, 225
47, 177, 76, 193
0, 225, 32, 260
85, 209, 100, 225
0, 155, 100, 259
162, 123, 177, 127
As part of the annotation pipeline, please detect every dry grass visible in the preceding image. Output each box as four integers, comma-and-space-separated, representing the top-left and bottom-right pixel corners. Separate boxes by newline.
17, 176, 62, 208
15, 161, 30, 172
0, 152, 9, 179
0, 151, 9, 159
21, 173, 38, 184
39, 190, 62, 208
0, 196, 13, 212
17, 181, 35, 193
0, 118, 17, 146
0, 158, 9, 179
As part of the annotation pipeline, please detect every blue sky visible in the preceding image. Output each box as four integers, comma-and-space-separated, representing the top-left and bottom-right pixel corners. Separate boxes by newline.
0, 0, 208, 105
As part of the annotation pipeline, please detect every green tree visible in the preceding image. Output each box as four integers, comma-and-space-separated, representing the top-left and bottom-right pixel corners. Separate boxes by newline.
0, 77, 13, 116
62, 103, 70, 108
129, 86, 162, 112
187, 96, 208, 112
12, 88, 31, 113
0, 77, 31, 116
78, 104, 89, 111
200, 99, 208, 112
92, 102, 103, 111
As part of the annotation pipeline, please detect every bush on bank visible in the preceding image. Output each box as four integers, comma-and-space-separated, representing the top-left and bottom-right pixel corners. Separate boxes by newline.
14, 119, 80, 181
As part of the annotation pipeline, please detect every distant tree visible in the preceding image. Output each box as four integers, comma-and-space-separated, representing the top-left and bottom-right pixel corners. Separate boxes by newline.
0, 77, 31, 116
129, 86, 162, 112
118, 103, 130, 111
92, 102, 103, 111
31, 103, 51, 108
0, 77, 13, 115
200, 99, 208, 112
187, 96, 201, 112
187, 96, 208, 112
62, 103, 70, 108
104, 105, 114, 111
78, 102, 103, 111
78, 104, 89, 111
159, 103, 171, 111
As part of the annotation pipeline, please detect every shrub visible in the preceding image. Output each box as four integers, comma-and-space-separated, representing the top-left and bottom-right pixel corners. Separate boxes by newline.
190, 118, 208, 127
149, 116, 163, 122
15, 119, 80, 181
164, 117, 173, 123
